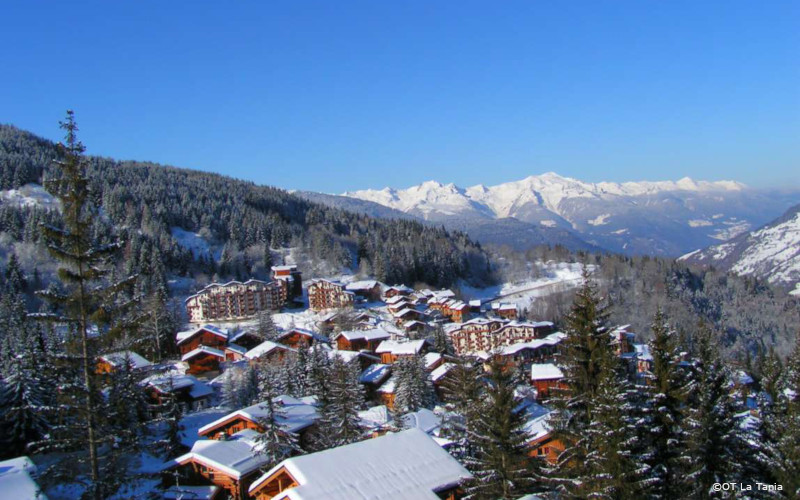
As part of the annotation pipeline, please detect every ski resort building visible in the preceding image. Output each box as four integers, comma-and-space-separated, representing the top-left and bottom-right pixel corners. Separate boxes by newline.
447, 318, 554, 355
247, 428, 472, 500
307, 279, 355, 311
530, 363, 566, 399
375, 339, 429, 364
143, 374, 213, 412
185, 279, 286, 323
345, 280, 383, 301
333, 328, 391, 352
271, 265, 303, 301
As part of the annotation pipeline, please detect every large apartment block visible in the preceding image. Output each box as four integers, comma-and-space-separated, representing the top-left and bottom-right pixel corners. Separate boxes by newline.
185, 279, 285, 323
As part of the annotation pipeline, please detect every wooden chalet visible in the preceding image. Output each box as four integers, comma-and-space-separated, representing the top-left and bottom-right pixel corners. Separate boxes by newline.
430, 362, 457, 399
227, 329, 267, 350
143, 374, 213, 412
176, 325, 229, 356
333, 328, 391, 352
375, 339, 429, 364
383, 284, 413, 299
403, 319, 428, 335
377, 376, 397, 410
244, 340, 295, 364
182, 345, 226, 375
197, 395, 318, 445
247, 429, 472, 500
163, 429, 269, 500
530, 363, 566, 399
345, 280, 383, 301
96, 350, 152, 374
491, 302, 518, 320
224, 344, 248, 362
358, 363, 392, 400
275, 328, 329, 349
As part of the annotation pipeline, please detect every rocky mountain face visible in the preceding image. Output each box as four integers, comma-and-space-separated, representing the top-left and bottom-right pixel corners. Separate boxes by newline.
680, 203, 800, 292
340, 173, 800, 256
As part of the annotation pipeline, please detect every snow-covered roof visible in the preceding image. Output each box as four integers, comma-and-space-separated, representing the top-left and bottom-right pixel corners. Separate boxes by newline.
143, 374, 213, 400
98, 350, 152, 369
403, 320, 427, 329
326, 349, 376, 364
199, 396, 319, 437
376, 339, 427, 355
520, 402, 553, 442
735, 370, 755, 386
386, 284, 414, 293
377, 376, 397, 394
249, 428, 472, 498
176, 324, 229, 344
0, 456, 47, 500
430, 363, 456, 382
181, 345, 226, 362
163, 485, 220, 500
633, 343, 653, 362
170, 429, 269, 479
225, 343, 248, 356
184, 279, 272, 302
385, 295, 409, 305
277, 328, 329, 344
401, 409, 441, 435
358, 405, 392, 430
530, 363, 564, 381
245, 340, 295, 360
346, 280, 380, 291
271, 265, 298, 272
391, 307, 420, 318
337, 328, 391, 342
359, 363, 392, 385
422, 352, 442, 370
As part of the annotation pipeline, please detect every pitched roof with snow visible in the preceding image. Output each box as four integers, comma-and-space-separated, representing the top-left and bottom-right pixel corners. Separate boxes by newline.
181, 345, 226, 362
359, 364, 392, 385
385, 295, 409, 305
633, 343, 653, 362
143, 374, 213, 400
169, 429, 269, 479
245, 340, 295, 360
249, 428, 472, 498
430, 362, 456, 382
530, 363, 564, 381
199, 396, 319, 437
176, 324, 229, 344
99, 350, 152, 369
358, 405, 392, 430
401, 409, 441, 435
336, 328, 391, 342
277, 328, 329, 344
346, 280, 380, 291
422, 352, 442, 369
376, 339, 427, 355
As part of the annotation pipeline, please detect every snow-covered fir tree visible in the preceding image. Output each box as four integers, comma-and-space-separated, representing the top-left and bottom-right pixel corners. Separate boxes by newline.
314, 355, 365, 450
642, 309, 693, 498
103, 353, 149, 450
252, 369, 303, 469
683, 324, 751, 497
256, 310, 280, 341
463, 357, 538, 499
546, 270, 614, 496
154, 375, 185, 459
392, 354, 435, 416
0, 351, 50, 458
440, 357, 482, 460
431, 324, 455, 356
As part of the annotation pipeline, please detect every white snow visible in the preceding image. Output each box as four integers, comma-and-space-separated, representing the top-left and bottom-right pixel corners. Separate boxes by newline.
198, 396, 319, 436
99, 351, 152, 369
688, 219, 713, 227
730, 211, 800, 285
530, 363, 564, 380
587, 213, 611, 226
170, 226, 215, 259
375, 339, 427, 355
539, 219, 558, 227
168, 429, 270, 479
0, 183, 58, 210
247, 428, 472, 499
0, 456, 47, 500
245, 340, 294, 360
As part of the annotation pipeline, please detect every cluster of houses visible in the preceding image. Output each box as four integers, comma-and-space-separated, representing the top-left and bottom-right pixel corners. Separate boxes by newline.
80, 267, 671, 499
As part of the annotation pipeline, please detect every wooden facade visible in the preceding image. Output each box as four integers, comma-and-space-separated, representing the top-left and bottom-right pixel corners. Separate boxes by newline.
528, 433, 565, 465
185, 279, 285, 323
178, 327, 228, 355
307, 279, 355, 311
167, 457, 261, 500
183, 348, 225, 375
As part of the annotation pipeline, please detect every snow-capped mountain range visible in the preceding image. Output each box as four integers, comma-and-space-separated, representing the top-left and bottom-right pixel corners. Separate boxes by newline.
339, 172, 800, 257
681, 204, 800, 292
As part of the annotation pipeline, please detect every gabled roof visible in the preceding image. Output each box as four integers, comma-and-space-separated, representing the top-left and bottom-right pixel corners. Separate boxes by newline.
530, 363, 564, 381
168, 429, 269, 479
336, 328, 391, 342
98, 350, 152, 369
391, 308, 420, 318
198, 396, 319, 437
271, 265, 298, 272
384, 295, 409, 305
277, 328, 329, 344
430, 363, 456, 382
375, 339, 427, 355
181, 345, 226, 362
358, 405, 392, 430
176, 324, 229, 344
401, 408, 441, 435
245, 340, 295, 360
248, 429, 472, 499
422, 352, 442, 370
359, 364, 392, 385
345, 280, 380, 291
225, 343, 248, 356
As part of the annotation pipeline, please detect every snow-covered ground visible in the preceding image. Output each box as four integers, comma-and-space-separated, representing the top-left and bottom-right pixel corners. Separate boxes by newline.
461, 261, 587, 310
0, 183, 59, 209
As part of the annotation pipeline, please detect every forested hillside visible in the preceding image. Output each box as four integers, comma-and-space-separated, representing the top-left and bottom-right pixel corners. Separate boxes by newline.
0, 124, 492, 292
497, 245, 800, 359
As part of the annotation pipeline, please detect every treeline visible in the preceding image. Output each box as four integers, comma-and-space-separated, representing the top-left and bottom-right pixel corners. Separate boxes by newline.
0, 123, 492, 290
496, 245, 800, 360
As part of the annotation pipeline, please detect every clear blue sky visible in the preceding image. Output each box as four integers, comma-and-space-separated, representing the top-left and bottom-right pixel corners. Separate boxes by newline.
2, 1, 798, 192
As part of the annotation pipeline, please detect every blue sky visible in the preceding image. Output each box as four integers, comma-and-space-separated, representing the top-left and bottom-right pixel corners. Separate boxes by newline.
1, 1, 798, 192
